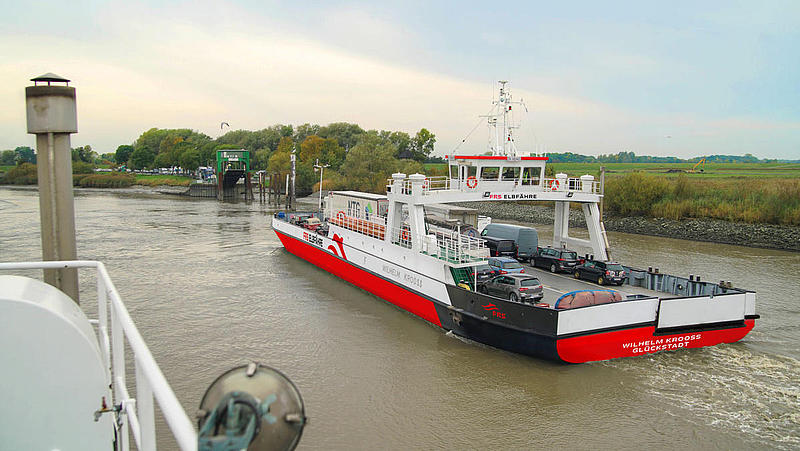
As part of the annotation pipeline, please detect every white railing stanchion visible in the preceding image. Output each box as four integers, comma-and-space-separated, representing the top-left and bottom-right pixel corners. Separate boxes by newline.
110, 300, 130, 450
96, 272, 111, 372
136, 356, 157, 451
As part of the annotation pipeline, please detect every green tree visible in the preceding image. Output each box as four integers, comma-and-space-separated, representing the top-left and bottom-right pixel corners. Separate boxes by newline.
72, 145, 97, 163
318, 122, 364, 150
409, 128, 435, 162
339, 133, 398, 193
299, 135, 325, 164
1, 150, 15, 165
115, 145, 134, 165
320, 139, 346, 170
293, 123, 321, 144
134, 128, 171, 156
153, 152, 174, 168
130, 147, 155, 169
179, 148, 201, 171
14, 146, 36, 164
253, 148, 270, 171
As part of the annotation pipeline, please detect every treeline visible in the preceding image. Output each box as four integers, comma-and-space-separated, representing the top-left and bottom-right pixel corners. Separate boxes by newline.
121, 122, 435, 194
547, 151, 777, 164
1, 122, 437, 194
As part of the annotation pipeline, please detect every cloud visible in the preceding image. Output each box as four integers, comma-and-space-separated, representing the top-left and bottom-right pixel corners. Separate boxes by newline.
0, 1, 797, 159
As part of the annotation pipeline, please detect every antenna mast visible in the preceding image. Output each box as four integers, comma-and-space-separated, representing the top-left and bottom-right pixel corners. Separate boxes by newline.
483, 81, 526, 157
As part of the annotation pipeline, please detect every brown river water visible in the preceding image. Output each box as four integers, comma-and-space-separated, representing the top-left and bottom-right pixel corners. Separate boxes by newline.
1, 187, 798, 450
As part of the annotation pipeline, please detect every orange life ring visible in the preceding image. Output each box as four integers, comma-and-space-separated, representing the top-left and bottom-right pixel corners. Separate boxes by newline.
550, 180, 559, 191
466, 176, 478, 189
422, 178, 430, 189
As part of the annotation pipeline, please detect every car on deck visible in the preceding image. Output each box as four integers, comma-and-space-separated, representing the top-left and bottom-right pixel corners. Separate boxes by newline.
487, 257, 525, 274
532, 246, 581, 273
573, 260, 627, 286
479, 274, 543, 303
471, 263, 497, 286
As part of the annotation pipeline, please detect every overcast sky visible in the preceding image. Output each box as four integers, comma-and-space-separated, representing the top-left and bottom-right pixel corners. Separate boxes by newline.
1, 0, 798, 159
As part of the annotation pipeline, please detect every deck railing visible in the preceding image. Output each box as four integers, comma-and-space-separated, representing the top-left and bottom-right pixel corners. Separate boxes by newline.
0, 261, 197, 451
387, 175, 602, 195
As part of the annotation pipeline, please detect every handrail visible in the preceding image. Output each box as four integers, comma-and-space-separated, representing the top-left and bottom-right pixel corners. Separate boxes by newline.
0, 261, 197, 451
385, 176, 602, 195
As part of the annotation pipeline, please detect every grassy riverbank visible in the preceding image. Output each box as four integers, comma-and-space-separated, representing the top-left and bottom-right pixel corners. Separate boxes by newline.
133, 174, 193, 187
604, 173, 800, 225
1, 164, 193, 188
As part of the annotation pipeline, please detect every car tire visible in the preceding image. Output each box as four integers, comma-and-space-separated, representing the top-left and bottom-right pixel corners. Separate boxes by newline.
574, 271, 581, 279
509, 292, 518, 302
478, 285, 488, 294
597, 276, 604, 285
550, 263, 557, 273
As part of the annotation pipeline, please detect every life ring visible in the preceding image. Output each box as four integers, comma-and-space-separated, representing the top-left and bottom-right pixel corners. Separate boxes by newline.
466, 176, 478, 189
550, 180, 559, 191
422, 178, 430, 190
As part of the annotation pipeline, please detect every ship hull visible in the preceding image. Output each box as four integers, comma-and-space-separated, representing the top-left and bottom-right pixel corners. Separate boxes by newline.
274, 221, 756, 363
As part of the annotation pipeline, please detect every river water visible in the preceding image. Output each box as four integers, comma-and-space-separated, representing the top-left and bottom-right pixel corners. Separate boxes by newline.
1, 187, 798, 450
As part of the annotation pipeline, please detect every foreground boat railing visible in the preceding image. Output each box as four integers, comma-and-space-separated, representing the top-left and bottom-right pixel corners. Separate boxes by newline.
0, 261, 196, 451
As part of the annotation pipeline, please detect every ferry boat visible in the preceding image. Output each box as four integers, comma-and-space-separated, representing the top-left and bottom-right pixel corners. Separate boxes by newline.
273, 82, 758, 363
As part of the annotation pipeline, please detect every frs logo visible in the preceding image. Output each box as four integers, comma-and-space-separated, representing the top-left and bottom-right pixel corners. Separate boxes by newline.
303, 231, 324, 247
327, 233, 347, 260
482, 303, 506, 319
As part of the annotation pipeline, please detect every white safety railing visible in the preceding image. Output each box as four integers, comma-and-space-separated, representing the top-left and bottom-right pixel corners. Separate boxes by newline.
386, 226, 488, 264
386, 175, 602, 195
386, 176, 452, 194
0, 261, 197, 451
540, 177, 601, 194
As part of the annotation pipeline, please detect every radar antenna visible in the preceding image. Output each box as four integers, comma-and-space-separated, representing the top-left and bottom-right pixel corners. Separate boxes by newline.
480, 81, 528, 157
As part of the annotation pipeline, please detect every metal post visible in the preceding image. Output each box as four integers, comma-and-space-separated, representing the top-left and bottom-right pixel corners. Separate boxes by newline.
314, 159, 329, 215
25, 73, 79, 303
285, 174, 290, 209
290, 146, 296, 210
599, 166, 605, 221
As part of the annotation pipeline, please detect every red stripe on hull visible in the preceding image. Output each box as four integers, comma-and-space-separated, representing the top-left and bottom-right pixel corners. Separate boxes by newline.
556, 319, 755, 363
274, 230, 442, 327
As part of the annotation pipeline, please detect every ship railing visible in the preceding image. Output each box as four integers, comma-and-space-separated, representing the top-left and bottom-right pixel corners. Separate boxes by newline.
540, 177, 602, 194
386, 227, 489, 264
0, 261, 197, 451
386, 176, 601, 195
385, 176, 451, 194
329, 212, 388, 240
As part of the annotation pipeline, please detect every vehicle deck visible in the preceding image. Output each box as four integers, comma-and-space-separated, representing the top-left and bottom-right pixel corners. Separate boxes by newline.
524, 266, 667, 305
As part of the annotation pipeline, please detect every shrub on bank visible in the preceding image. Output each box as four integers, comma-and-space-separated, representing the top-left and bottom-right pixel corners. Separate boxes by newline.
604, 172, 670, 216
79, 172, 135, 188
133, 175, 192, 187
1, 163, 37, 184
73, 174, 91, 185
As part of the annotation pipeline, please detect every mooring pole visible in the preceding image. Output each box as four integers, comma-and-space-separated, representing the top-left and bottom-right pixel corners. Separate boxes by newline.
599, 166, 606, 221
25, 73, 80, 303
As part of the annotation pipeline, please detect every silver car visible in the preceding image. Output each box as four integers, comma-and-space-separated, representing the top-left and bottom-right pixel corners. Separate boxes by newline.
480, 274, 544, 303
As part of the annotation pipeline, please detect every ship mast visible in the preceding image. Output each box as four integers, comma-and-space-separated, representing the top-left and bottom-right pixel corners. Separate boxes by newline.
484, 81, 527, 157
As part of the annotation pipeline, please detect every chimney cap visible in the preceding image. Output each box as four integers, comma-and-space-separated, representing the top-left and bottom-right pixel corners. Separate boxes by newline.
31, 73, 70, 85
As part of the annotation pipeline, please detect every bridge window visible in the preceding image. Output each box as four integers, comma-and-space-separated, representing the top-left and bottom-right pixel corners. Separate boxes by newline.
501, 167, 520, 182
521, 167, 541, 185
449, 164, 458, 178
480, 166, 499, 180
